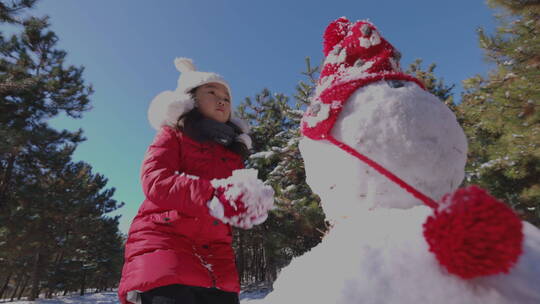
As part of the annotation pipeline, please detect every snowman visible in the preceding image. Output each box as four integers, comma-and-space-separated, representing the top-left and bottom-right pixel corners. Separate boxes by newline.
260, 18, 540, 304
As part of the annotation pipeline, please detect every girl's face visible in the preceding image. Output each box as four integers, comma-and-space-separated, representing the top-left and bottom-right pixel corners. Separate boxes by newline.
194, 83, 231, 123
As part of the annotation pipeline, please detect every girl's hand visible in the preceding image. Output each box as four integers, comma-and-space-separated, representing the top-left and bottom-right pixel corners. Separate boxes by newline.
208, 169, 274, 229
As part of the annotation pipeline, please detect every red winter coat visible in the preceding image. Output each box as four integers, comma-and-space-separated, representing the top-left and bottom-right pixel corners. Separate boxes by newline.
118, 126, 244, 304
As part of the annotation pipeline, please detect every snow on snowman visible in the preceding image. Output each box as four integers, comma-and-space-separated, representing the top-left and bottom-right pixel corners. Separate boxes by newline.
260, 17, 540, 304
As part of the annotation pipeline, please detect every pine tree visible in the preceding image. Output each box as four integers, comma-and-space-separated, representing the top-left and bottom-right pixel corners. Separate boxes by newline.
405, 59, 456, 109
234, 58, 327, 289
0, 6, 91, 211
0, 2, 125, 300
457, 0, 540, 226
0, 0, 37, 24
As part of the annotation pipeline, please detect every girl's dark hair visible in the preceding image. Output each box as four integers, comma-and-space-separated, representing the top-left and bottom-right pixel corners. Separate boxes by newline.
176, 106, 249, 160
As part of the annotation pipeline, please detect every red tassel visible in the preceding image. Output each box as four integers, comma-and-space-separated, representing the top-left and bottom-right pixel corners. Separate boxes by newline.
423, 186, 523, 279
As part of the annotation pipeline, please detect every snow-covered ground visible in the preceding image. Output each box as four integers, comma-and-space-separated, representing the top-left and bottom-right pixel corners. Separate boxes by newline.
1, 289, 269, 304
0, 292, 119, 304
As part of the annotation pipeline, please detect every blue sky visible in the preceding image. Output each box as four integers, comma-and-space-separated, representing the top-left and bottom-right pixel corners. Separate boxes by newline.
24, 0, 499, 234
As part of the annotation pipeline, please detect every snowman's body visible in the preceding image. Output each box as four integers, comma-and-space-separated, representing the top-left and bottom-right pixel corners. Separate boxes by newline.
264, 206, 540, 304
261, 81, 540, 304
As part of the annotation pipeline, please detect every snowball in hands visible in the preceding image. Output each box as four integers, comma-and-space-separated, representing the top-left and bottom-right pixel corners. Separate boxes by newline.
208, 169, 274, 229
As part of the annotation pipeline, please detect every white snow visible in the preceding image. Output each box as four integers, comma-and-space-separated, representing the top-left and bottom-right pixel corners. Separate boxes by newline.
268, 166, 282, 177
478, 156, 515, 172
359, 37, 372, 48
249, 151, 275, 160
4, 291, 120, 304
209, 169, 274, 229
174, 171, 199, 179
286, 109, 304, 117
323, 46, 347, 65
503, 72, 517, 80
283, 184, 296, 193
303, 100, 331, 128
194, 251, 214, 272
370, 31, 381, 45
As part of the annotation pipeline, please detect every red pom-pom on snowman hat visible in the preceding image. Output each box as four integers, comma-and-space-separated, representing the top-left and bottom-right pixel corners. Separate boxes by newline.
302, 17, 524, 279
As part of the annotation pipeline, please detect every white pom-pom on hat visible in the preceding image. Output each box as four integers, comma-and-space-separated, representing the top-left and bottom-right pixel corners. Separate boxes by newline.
174, 57, 196, 73
147, 90, 194, 130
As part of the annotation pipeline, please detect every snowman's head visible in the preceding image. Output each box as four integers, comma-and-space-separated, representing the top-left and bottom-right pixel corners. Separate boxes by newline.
299, 18, 467, 220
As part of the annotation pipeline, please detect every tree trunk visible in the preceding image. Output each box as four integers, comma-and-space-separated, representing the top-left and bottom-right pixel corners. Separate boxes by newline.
251, 245, 256, 284
45, 250, 64, 299
0, 153, 16, 208
255, 245, 261, 283
237, 230, 245, 284
0, 270, 13, 300
259, 245, 265, 282
10, 274, 22, 302
80, 268, 86, 296
28, 248, 43, 301
17, 275, 29, 300
0, 153, 16, 189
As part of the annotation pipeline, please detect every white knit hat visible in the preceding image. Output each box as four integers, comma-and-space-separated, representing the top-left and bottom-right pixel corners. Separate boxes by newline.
147, 58, 252, 149
174, 57, 233, 100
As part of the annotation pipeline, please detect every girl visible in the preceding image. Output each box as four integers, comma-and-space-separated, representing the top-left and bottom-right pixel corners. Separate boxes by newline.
118, 58, 273, 304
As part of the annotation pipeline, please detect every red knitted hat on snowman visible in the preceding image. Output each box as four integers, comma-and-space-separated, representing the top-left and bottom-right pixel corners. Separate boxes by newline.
301, 17, 425, 140
301, 17, 523, 280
